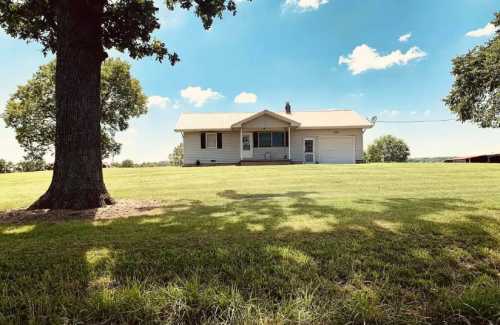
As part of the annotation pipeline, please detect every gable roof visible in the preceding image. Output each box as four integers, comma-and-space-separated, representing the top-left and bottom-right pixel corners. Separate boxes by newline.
175, 109, 372, 131
231, 110, 300, 127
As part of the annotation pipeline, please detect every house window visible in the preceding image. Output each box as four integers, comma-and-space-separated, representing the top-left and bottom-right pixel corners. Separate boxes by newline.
256, 132, 286, 148
272, 132, 284, 147
305, 139, 314, 153
258, 132, 272, 147
206, 133, 217, 148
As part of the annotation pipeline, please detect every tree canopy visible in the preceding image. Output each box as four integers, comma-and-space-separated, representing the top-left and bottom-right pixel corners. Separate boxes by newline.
3, 58, 147, 160
0, 0, 240, 63
444, 12, 499, 128
366, 135, 410, 163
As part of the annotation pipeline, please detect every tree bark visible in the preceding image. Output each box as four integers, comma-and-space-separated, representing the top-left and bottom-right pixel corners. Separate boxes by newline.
29, 0, 114, 210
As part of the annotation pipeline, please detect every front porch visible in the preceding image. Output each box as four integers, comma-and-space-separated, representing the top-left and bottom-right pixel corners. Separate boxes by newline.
239, 127, 293, 162
239, 159, 292, 166
231, 109, 300, 163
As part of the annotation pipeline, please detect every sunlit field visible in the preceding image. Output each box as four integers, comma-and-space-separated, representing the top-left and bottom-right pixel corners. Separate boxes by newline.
1, 164, 499, 324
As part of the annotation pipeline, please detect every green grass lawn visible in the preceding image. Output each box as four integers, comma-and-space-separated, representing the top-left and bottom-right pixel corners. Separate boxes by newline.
1, 164, 499, 324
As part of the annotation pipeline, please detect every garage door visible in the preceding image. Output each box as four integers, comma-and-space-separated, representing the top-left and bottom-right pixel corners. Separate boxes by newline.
318, 136, 355, 163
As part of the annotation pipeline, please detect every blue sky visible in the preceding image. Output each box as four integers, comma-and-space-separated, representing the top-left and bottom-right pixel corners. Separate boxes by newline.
1, 0, 499, 162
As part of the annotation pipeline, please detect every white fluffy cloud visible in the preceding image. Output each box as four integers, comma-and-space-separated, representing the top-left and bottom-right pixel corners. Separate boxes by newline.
398, 33, 412, 42
339, 44, 427, 75
284, 0, 328, 11
466, 23, 498, 38
147, 96, 171, 109
234, 92, 258, 104
180, 86, 223, 107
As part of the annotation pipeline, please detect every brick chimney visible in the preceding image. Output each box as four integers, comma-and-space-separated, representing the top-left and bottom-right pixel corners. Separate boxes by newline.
285, 102, 291, 114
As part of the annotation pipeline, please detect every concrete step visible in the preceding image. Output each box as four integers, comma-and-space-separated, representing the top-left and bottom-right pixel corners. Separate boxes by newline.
240, 160, 292, 166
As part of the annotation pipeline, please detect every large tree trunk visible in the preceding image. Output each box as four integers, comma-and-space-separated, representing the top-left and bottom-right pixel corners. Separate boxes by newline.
29, 0, 114, 210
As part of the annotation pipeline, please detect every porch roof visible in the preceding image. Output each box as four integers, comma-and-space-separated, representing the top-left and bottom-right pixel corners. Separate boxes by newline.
230, 110, 300, 128
175, 109, 372, 131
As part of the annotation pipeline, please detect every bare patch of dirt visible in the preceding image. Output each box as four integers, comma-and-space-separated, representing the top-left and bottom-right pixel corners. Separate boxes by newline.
0, 199, 165, 224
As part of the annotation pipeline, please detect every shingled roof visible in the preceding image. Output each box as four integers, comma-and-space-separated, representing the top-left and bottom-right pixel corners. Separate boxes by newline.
175, 109, 373, 131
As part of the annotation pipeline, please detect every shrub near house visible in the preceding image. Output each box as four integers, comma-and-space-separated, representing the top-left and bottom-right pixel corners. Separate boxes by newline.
366, 135, 410, 162
169, 144, 184, 166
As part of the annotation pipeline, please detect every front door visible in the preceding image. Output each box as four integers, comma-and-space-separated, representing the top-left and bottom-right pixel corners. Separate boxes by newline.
304, 138, 315, 163
242, 133, 253, 159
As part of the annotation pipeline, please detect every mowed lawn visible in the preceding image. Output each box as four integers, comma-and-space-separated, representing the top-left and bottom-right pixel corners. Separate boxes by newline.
1, 164, 500, 324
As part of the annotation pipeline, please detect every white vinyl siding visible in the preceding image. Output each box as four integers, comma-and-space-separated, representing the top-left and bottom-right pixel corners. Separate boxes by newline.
183, 132, 240, 165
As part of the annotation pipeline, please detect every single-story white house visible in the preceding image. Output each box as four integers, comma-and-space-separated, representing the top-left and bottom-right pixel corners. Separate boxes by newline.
174, 106, 373, 166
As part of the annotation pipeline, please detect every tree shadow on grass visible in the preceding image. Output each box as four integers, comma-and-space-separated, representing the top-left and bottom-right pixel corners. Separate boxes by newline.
218, 189, 315, 201
0, 191, 499, 324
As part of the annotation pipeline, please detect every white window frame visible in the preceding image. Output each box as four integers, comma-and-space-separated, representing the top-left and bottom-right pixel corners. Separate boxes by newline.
206, 133, 218, 149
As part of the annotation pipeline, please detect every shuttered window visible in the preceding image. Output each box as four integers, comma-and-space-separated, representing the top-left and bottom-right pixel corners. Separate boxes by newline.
201, 132, 222, 149
200, 132, 206, 149
217, 133, 222, 149
253, 132, 259, 148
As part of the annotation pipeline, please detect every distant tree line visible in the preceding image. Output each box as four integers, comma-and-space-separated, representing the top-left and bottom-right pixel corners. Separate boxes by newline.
107, 160, 171, 168
110, 144, 183, 168
0, 159, 182, 174
407, 157, 454, 163
0, 159, 52, 173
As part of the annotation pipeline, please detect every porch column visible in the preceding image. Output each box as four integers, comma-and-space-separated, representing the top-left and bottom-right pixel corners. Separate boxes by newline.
288, 127, 291, 161
240, 127, 243, 161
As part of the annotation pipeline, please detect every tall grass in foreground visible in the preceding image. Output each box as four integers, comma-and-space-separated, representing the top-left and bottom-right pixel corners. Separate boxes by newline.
0, 164, 499, 324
